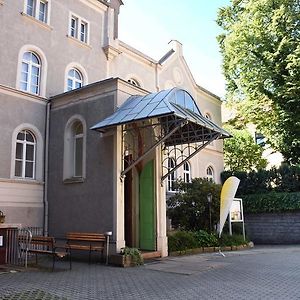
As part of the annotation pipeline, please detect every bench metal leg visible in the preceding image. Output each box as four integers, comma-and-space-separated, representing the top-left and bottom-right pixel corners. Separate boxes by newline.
69, 249, 72, 270
52, 254, 55, 272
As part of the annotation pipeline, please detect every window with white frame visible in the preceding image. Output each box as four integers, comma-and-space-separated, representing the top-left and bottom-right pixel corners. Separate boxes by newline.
206, 166, 214, 182
67, 68, 83, 91
15, 130, 36, 179
64, 118, 85, 180
20, 51, 41, 95
183, 161, 191, 183
127, 78, 141, 87
69, 14, 89, 44
167, 158, 177, 192
25, 0, 49, 23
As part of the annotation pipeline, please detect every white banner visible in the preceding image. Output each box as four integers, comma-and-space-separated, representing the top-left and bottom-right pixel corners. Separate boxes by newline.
219, 176, 240, 237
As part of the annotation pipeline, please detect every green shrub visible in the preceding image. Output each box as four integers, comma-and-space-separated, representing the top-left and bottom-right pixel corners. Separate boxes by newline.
194, 230, 218, 247
221, 165, 300, 195
168, 231, 198, 252
167, 178, 221, 231
219, 234, 248, 247
243, 192, 300, 213
168, 230, 247, 252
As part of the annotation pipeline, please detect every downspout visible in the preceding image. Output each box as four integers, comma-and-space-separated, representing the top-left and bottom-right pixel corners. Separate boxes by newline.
43, 101, 50, 236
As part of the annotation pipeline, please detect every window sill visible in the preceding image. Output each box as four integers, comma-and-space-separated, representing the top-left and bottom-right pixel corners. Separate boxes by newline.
63, 177, 85, 184
66, 35, 92, 49
7, 177, 44, 185
20, 12, 53, 31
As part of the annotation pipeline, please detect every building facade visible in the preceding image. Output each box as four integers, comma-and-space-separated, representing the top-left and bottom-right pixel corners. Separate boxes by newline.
0, 0, 226, 257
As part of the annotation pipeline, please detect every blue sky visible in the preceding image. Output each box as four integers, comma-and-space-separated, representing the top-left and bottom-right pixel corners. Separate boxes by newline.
119, 0, 230, 98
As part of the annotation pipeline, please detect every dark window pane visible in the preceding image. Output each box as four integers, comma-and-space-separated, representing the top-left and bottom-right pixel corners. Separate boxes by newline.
15, 160, 22, 177
26, 132, 34, 142
25, 162, 34, 178
75, 137, 83, 176
17, 132, 25, 141
16, 143, 23, 159
26, 144, 34, 161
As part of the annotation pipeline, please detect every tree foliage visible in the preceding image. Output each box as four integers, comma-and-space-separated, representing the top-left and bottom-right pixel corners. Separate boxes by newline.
223, 125, 267, 171
217, 0, 300, 164
167, 178, 221, 231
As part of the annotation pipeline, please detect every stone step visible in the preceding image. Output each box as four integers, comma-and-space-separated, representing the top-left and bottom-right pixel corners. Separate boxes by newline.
141, 251, 161, 260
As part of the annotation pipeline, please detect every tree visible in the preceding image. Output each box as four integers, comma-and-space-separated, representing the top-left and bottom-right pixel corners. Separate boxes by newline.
167, 178, 221, 231
223, 125, 267, 171
217, 0, 300, 165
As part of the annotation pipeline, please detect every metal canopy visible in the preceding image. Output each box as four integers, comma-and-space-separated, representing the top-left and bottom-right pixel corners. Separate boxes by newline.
91, 88, 231, 182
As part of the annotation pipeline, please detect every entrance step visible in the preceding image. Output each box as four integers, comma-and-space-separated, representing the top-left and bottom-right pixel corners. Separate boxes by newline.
141, 251, 162, 260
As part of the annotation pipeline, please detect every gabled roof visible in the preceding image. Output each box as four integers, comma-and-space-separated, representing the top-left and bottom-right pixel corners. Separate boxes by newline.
91, 88, 230, 144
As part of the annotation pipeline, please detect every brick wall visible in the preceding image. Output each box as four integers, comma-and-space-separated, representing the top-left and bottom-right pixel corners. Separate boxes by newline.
245, 212, 300, 244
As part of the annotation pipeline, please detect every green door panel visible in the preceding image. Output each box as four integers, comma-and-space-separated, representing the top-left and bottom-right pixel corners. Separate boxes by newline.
139, 160, 156, 250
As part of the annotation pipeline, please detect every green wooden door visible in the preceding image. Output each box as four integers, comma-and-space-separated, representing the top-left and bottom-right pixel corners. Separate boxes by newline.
139, 160, 156, 250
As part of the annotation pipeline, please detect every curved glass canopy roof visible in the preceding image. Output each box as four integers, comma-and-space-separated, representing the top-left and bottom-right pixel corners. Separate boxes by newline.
91, 88, 230, 143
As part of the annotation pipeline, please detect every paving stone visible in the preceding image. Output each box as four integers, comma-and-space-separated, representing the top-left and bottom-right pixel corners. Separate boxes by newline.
1, 246, 300, 300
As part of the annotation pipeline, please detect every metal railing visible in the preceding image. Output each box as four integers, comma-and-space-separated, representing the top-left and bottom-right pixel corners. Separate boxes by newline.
4, 227, 43, 267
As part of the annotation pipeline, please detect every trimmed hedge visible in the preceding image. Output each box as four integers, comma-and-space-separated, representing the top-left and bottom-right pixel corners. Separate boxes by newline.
243, 192, 300, 214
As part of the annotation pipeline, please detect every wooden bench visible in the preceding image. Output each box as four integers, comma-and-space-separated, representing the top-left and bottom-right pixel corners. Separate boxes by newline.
19, 235, 70, 271
66, 232, 107, 269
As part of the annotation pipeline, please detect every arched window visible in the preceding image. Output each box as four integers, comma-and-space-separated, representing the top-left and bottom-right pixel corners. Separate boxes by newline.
67, 68, 83, 91
183, 161, 191, 183
64, 116, 86, 180
15, 130, 36, 179
167, 158, 177, 192
127, 78, 140, 87
206, 166, 214, 182
20, 51, 41, 95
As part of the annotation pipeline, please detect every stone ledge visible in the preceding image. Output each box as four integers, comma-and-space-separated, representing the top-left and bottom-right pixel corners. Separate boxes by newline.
169, 243, 251, 256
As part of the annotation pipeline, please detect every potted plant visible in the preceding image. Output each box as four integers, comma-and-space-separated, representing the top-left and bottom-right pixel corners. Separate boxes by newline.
120, 247, 144, 267
0, 210, 5, 223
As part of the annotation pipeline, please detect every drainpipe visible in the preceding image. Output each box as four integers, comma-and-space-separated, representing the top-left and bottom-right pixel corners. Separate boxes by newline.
43, 101, 50, 236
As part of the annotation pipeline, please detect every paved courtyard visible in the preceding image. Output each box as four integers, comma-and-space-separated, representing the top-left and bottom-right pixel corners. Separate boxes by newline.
1, 245, 300, 299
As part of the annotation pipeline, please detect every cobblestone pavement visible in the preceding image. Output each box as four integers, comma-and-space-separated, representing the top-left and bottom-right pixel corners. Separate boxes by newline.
1, 245, 300, 300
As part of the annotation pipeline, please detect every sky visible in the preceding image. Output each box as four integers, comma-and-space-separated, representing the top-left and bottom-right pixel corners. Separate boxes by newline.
118, 0, 230, 98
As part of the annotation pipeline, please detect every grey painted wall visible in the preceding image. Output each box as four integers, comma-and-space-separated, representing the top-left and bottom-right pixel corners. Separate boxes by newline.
48, 90, 116, 238
0, 1, 108, 97
0, 92, 46, 179
245, 212, 300, 244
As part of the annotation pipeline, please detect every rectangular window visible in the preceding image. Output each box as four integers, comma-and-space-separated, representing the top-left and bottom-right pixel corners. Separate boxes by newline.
26, 0, 35, 16
38, 0, 48, 23
80, 21, 87, 43
25, 0, 49, 24
70, 17, 78, 38
69, 13, 89, 44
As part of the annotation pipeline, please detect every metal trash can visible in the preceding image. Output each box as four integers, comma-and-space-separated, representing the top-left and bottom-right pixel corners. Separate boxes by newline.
0, 224, 21, 265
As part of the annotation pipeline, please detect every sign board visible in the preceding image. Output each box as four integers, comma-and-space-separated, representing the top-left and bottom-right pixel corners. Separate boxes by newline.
228, 198, 245, 241
230, 198, 243, 222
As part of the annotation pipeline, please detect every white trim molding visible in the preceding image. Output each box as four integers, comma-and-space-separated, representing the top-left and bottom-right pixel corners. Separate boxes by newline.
16, 44, 48, 97
63, 114, 87, 181
64, 62, 88, 92
10, 123, 44, 182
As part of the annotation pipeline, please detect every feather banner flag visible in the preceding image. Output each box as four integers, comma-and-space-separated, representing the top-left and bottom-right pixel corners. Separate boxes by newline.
219, 176, 240, 237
